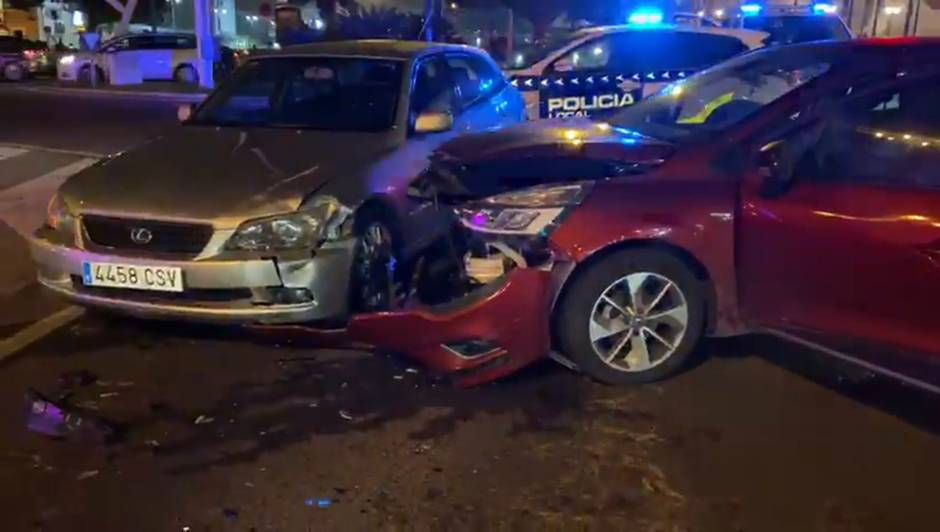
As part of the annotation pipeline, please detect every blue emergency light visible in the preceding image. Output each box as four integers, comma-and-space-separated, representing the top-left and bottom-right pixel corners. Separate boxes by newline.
628, 7, 665, 26
812, 2, 838, 14
740, 3, 763, 15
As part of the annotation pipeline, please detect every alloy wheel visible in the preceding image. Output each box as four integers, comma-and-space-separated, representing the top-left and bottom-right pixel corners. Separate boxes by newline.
588, 272, 689, 373
356, 222, 399, 311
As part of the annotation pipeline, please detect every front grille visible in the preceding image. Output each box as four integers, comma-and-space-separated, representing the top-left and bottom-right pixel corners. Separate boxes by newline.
83, 215, 213, 256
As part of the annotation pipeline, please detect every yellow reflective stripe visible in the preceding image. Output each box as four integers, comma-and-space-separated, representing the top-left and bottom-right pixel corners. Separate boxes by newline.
677, 92, 735, 125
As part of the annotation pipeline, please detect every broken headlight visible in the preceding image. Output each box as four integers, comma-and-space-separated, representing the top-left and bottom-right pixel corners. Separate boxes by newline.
227, 196, 351, 251
458, 183, 591, 236
46, 192, 74, 231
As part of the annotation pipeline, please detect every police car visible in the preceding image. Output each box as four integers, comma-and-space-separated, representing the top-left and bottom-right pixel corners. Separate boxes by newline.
738, 2, 853, 46
506, 11, 768, 120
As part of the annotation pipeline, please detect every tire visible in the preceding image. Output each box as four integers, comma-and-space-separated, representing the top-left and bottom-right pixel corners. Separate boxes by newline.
78, 65, 105, 85
555, 249, 707, 385
350, 215, 404, 313
174, 64, 198, 85
3, 62, 25, 82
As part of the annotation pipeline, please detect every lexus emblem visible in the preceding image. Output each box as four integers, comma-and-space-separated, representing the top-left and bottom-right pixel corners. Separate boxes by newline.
130, 227, 153, 245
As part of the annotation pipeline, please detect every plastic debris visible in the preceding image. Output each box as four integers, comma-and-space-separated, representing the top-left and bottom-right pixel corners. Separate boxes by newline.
306, 498, 333, 508
413, 443, 432, 455
194, 415, 215, 425
26, 389, 117, 444
338, 410, 353, 421
244, 482, 255, 488
58, 370, 98, 389
405, 368, 419, 374
98, 392, 120, 399
392, 375, 404, 381
77, 470, 99, 480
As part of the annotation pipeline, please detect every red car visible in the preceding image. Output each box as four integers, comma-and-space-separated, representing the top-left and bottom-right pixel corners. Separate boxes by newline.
261, 38, 940, 389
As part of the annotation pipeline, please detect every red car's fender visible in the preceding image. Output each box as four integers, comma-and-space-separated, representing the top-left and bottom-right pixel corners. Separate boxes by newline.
549, 176, 748, 336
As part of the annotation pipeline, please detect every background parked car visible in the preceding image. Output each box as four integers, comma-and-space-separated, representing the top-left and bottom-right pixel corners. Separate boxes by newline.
57, 33, 200, 85
0, 35, 52, 81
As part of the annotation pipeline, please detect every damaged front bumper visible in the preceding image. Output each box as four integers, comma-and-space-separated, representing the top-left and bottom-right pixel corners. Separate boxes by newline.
29, 226, 356, 325
254, 266, 556, 387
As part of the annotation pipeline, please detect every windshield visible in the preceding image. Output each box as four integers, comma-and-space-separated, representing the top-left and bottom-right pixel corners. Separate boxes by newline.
193, 57, 404, 131
742, 15, 850, 45
610, 48, 832, 142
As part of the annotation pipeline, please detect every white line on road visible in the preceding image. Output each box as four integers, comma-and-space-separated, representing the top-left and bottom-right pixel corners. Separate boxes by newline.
0, 157, 98, 238
0, 306, 85, 362
0, 147, 29, 161
0, 143, 104, 159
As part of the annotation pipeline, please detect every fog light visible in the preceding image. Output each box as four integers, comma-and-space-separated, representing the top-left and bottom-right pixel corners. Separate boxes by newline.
252, 287, 314, 305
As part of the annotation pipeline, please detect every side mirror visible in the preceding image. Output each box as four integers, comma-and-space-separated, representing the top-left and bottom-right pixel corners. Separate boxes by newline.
414, 111, 454, 134
177, 103, 195, 123
757, 139, 795, 197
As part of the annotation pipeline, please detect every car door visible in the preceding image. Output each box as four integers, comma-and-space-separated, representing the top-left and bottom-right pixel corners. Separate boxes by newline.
443, 53, 522, 131
142, 34, 176, 80
540, 31, 749, 120
739, 72, 940, 373
539, 32, 641, 120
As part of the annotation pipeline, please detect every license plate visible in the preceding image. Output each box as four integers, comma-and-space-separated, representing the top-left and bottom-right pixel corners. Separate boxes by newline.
82, 262, 184, 293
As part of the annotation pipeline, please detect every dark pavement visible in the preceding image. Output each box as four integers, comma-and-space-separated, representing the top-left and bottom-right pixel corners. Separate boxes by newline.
0, 83, 179, 156
3, 83, 940, 531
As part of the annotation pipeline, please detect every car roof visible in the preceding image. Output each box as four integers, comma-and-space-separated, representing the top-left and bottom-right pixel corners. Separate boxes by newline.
274, 39, 483, 60
789, 37, 940, 62
570, 25, 769, 49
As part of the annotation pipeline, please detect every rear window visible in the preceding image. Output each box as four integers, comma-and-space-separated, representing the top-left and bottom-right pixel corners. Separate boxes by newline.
742, 15, 850, 45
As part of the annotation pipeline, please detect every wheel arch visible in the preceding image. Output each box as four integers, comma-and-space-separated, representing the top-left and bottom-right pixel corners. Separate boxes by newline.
550, 238, 719, 341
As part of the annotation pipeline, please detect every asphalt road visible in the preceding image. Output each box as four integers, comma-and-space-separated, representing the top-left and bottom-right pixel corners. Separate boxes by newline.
3, 83, 940, 531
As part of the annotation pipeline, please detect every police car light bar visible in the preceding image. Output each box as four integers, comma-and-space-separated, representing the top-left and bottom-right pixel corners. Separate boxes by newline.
628, 8, 665, 26
740, 3, 763, 15
812, 2, 838, 14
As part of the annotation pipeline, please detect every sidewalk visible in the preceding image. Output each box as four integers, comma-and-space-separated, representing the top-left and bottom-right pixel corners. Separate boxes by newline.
25, 81, 210, 103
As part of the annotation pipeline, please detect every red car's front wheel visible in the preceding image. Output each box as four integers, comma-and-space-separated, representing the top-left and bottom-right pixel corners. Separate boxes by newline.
555, 249, 707, 385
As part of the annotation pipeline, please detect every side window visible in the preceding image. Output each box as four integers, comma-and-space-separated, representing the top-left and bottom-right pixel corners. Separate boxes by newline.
126, 36, 152, 51
101, 38, 130, 53
811, 75, 940, 190
553, 36, 615, 72
668, 33, 748, 70
444, 54, 504, 107
411, 56, 457, 118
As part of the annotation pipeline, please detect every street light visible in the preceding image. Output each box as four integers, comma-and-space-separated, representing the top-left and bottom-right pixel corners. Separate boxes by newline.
714, 8, 725, 18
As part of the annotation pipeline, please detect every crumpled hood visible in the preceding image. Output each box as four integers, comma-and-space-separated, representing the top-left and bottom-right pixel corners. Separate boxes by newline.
419, 118, 677, 200
435, 118, 675, 163
60, 126, 399, 227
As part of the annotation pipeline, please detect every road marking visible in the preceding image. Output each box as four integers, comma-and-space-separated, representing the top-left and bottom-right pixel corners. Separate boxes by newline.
0, 157, 98, 238
0, 143, 104, 159
0, 306, 85, 362
0, 147, 28, 161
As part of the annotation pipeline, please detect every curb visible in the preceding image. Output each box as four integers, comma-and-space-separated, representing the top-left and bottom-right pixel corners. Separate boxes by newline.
25, 85, 208, 103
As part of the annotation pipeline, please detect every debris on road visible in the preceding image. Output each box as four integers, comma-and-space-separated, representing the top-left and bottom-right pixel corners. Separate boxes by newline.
222, 508, 239, 520
26, 389, 118, 444
413, 443, 432, 455
98, 392, 120, 399
58, 370, 98, 389
193, 415, 215, 425
405, 368, 419, 374
338, 410, 353, 421
306, 498, 333, 508
77, 470, 99, 480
